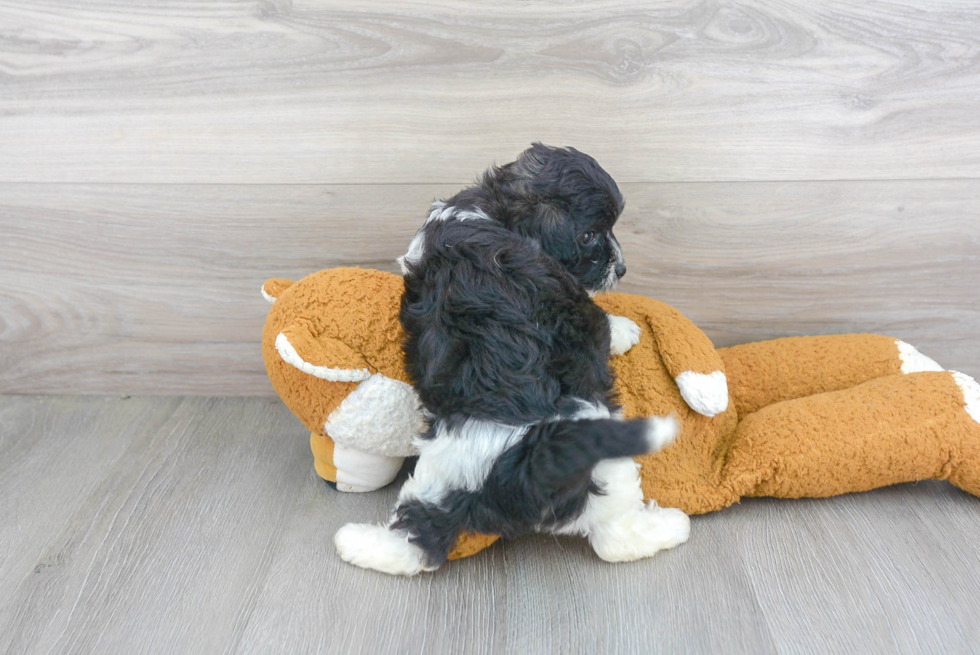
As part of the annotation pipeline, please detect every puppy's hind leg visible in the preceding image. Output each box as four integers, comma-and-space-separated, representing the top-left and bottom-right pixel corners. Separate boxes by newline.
334, 492, 469, 576
336, 418, 523, 575
583, 459, 691, 562
554, 417, 691, 562
334, 521, 434, 576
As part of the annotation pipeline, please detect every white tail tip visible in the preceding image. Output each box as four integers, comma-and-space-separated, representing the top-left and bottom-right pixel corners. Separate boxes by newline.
645, 415, 680, 452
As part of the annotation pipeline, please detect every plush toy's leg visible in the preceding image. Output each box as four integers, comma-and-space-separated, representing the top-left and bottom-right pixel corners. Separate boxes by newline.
949, 371, 980, 496
553, 458, 691, 562
310, 432, 339, 483
721, 371, 980, 502
718, 334, 941, 417
309, 432, 404, 492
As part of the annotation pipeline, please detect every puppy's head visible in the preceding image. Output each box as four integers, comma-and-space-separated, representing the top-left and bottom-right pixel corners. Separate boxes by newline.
491, 143, 627, 293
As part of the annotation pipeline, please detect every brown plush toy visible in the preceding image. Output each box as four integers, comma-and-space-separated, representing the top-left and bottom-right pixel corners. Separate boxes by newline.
262, 267, 980, 561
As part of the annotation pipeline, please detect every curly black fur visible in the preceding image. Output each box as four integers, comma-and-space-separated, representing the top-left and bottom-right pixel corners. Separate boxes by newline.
396, 144, 646, 567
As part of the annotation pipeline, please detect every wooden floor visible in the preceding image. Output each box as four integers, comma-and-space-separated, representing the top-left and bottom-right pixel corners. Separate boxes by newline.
1, 394, 978, 655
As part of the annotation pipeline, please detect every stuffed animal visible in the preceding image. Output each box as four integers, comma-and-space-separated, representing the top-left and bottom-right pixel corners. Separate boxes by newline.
262, 267, 980, 561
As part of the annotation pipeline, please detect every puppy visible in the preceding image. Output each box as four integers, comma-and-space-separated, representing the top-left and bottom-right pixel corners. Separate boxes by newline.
335, 144, 690, 575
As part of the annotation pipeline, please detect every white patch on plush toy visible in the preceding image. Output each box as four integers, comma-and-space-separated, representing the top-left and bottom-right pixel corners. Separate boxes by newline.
675, 370, 729, 417
397, 202, 490, 273
952, 371, 980, 424
333, 444, 406, 492
897, 340, 944, 373
608, 314, 641, 356
325, 373, 424, 457
261, 285, 276, 304
553, 458, 690, 562
398, 418, 528, 506
275, 333, 371, 382
334, 523, 433, 576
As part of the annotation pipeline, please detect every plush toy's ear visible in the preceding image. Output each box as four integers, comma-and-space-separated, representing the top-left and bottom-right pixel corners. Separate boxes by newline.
261, 278, 294, 303
275, 320, 372, 382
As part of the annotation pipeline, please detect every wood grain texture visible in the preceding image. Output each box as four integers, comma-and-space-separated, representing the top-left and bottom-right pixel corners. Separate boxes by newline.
731, 485, 980, 654
0, 396, 310, 655
1, 180, 977, 395
0, 396, 176, 603
2, 1, 980, 183
0, 395, 978, 654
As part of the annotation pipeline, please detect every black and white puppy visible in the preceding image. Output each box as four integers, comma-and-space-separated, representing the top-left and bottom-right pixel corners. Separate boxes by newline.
335, 144, 690, 575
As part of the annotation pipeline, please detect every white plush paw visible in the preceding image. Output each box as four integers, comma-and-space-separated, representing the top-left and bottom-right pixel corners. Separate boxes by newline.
334, 523, 433, 576
952, 371, 980, 425
589, 502, 691, 563
608, 315, 642, 356
332, 444, 405, 493
675, 370, 729, 417
897, 340, 944, 373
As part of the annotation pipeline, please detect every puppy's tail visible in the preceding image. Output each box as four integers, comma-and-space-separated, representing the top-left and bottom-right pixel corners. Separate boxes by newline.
519, 410, 679, 488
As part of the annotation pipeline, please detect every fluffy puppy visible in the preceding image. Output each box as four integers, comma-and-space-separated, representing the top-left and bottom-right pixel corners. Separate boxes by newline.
335, 144, 690, 575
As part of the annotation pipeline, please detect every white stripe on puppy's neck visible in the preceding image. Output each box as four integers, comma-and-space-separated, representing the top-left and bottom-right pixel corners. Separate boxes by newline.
397, 202, 490, 273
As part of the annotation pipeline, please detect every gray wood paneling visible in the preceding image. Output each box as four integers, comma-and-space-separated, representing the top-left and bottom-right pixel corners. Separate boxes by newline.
0, 396, 310, 655
2, 181, 977, 395
2, 1, 980, 184
732, 485, 980, 653
0, 395, 977, 654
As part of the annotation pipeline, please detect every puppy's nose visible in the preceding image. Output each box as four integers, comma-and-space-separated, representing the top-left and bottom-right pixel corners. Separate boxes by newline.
615, 263, 627, 279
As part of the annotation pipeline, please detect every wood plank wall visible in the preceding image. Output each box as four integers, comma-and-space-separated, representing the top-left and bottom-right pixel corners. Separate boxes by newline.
1, 0, 978, 395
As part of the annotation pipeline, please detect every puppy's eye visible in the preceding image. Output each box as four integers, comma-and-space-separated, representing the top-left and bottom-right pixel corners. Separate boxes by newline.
579, 231, 596, 245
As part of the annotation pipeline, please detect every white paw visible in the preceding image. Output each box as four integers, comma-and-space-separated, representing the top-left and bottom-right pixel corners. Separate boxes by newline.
589, 502, 691, 563
675, 370, 729, 417
334, 523, 433, 576
644, 415, 680, 452
952, 371, 980, 425
897, 340, 944, 373
608, 315, 642, 356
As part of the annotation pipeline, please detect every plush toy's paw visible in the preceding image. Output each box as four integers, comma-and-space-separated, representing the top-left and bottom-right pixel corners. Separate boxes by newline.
333, 445, 406, 492
897, 340, 944, 373
608, 314, 642, 356
952, 371, 980, 424
334, 523, 434, 576
589, 502, 691, 563
675, 370, 729, 417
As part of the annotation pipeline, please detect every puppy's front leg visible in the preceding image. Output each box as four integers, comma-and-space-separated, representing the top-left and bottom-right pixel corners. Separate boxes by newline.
607, 314, 641, 356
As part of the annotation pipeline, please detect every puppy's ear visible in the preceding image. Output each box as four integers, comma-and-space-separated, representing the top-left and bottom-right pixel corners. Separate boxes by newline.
512, 142, 554, 181
530, 205, 578, 266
